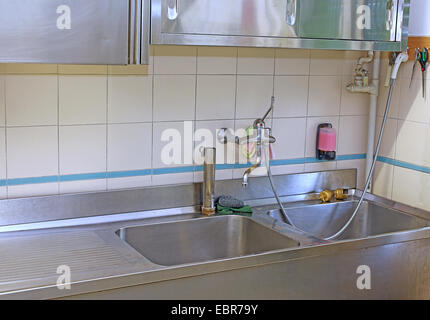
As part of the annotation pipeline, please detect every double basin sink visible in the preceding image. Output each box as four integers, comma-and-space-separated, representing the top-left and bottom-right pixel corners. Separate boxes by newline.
116, 199, 430, 267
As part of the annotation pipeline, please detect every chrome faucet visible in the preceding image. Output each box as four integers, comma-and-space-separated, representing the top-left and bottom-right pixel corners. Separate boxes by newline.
201, 147, 216, 215
218, 97, 276, 188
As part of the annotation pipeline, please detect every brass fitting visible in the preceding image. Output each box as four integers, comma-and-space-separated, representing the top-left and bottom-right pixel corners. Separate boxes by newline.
202, 207, 216, 216
335, 188, 347, 201
319, 190, 334, 203
319, 188, 347, 203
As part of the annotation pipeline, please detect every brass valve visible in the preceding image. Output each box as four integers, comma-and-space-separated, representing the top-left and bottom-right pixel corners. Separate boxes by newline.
335, 188, 347, 201
319, 190, 334, 203
319, 188, 347, 203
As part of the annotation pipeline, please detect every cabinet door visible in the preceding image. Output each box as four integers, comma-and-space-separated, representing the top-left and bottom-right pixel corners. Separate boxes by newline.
157, 0, 298, 38
0, 0, 129, 64
298, 0, 398, 41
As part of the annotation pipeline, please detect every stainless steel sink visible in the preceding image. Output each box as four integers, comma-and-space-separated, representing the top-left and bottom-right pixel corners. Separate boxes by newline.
117, 215, 299, 266
268, 200, 430, 240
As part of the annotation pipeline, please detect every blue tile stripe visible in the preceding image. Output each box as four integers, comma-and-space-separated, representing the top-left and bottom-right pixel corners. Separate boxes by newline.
60, 172, 107, 182
7, 176, 59, 186
2, 154, 427, 187
377, 156, 430, 175
0, 153, 368, 187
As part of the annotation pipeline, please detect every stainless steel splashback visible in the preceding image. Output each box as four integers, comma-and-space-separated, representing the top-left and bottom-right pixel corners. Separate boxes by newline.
0, 0, 150, 65
0, 169, 356, 227
152, 0, 410, 51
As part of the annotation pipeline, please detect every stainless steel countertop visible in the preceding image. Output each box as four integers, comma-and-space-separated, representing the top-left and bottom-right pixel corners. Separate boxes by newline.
2, 191, 430, 300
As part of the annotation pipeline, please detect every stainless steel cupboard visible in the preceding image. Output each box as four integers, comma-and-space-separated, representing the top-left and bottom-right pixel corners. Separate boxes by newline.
0, 0, 150, 64
151, 0, 409, 51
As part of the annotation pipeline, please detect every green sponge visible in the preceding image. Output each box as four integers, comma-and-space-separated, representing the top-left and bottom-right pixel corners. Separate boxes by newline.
216, 204, 253, 216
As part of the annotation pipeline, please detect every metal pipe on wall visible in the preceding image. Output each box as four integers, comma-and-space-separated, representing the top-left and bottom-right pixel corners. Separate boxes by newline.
345, 50, 381, 191
367, 51, 381, 191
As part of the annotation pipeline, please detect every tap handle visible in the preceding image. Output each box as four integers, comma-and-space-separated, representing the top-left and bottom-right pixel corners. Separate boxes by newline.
261, 96, 275, 123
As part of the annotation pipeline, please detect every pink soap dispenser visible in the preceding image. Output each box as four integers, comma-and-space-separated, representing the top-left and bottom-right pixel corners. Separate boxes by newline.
316, 123, 336, 161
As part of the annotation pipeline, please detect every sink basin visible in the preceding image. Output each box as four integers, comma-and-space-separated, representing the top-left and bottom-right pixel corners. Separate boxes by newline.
117, 215, 299, 266
268, 201, 430, 240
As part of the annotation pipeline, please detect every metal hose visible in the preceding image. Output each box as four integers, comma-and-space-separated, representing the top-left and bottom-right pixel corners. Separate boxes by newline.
324, 78, 396, 240
263, 142, 296, 228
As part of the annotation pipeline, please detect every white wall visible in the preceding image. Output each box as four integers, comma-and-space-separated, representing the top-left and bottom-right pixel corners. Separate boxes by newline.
409, 0, 430, 36
373, 53, 430, 211
0, 46, 369, 199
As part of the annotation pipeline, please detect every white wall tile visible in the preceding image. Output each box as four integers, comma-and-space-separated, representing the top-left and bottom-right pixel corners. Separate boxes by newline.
377, 78, 400, 118
6, 75, 57, 126
234, 118, 256, 166
196, 75, 236, 120
305, 161, 337, 172
275, 49, 310, 76
59, 75, 107, 125
233, 166, 267, 179
152, 172, 194, 186
153, 75, 196, 121
108, 123, 152, 171
338, 115, 368, 155
308, 76, 341, 116
8, 183, 59, 199
392, 166, 430, 210
373, 162, 394, 199
272, 118, 306, 160
60, 179, 106, 194
0, 46, 377, 198
197, 47, 237, 75
274, 76, 308, 118
340, 76, 370, 116
108, 75, 152, 123
237, 48, 274, 75
236, 76, 273, 119
398, 77, 430, 123
375, 117, 397, 158
109, 46, 154, 75
0, 75, 6, 126
399, 59, 423, 82
153, 121, 194, 168
0, 187, 6, 200
379, 52, 390, 81
234, 119, 254, 131
59, 125, 106, 174
7, 126, 58, 179
108, 176, 151, 190
310, 50, 344, 76
342, 51, 365, 76
108, 63, 153, 76
396, 120, 430, 167
305, 116, 339, 157
270, 164, 305, 176
0, 129, 5, 179
194, 169, 233, 183
194, 120, 235, 166
153, 45, 197, 75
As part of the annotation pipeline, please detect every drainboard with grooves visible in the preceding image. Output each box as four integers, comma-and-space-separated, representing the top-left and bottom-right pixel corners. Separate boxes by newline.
0, 231, 133, 284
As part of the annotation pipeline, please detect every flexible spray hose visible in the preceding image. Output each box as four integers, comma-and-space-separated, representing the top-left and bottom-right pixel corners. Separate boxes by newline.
324, 78, 396, 240
263, 142, 297, 228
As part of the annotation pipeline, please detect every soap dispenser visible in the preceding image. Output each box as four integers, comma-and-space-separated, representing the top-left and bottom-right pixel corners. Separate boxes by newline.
316, 123, 336, 161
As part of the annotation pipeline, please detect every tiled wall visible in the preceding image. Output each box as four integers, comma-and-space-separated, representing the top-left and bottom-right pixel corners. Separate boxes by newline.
0, 46, 369, 199
373, 53, 430, 211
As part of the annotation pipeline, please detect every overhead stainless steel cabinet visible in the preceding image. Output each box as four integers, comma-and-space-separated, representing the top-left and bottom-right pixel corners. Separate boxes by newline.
151, 0, 409, 51
0, 0, 150, 64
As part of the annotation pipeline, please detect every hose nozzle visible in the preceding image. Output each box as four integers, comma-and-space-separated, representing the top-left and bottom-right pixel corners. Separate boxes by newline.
391, 52, 409, 80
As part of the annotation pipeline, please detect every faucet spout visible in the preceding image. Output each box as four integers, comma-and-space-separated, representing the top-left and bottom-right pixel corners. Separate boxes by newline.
242, 158, 261, 188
